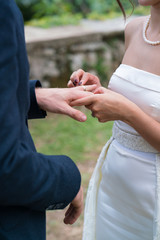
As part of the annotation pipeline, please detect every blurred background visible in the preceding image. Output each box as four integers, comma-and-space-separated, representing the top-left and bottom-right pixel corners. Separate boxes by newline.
15, 1, 149, 239
16, 0, 146, 26
15, 0, 149, 88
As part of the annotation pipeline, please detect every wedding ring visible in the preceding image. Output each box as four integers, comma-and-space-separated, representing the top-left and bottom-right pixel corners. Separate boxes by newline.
82, 85, 87, 91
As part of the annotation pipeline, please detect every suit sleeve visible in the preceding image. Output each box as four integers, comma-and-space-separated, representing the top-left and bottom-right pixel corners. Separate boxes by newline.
0, 1, 81, 211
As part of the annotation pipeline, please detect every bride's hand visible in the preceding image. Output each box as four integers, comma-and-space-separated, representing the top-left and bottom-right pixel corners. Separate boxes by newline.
67, 69, 101, 89
71, 87, 133, 123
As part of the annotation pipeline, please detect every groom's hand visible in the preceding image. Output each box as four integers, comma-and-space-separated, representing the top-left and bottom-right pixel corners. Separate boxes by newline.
35, 86, 96, 122
64, 186, 83, 225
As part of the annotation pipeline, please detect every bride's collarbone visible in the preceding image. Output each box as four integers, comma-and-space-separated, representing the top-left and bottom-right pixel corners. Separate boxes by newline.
123, 46, 160, 76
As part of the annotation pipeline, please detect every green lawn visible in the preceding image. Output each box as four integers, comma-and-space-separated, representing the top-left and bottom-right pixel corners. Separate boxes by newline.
29, 108, 113, 163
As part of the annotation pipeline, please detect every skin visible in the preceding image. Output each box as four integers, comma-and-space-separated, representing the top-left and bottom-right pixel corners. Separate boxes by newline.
138, 0, 160, 6
35, 86, 96, 122
35, 85, 96, 225
35, 0, 160, 224
68, 1, 160, 152
64, 186, 83, 225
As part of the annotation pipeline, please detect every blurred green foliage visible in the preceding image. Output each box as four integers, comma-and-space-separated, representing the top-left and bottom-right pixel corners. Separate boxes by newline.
15, 0, 149, 27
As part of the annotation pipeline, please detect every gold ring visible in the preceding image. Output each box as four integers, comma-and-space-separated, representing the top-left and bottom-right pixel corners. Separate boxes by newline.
82, 85, 87, 91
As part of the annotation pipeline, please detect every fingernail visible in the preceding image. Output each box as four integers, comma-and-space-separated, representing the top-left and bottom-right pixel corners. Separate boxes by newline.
80, 115, 87, 122
74, 79, 78, 83
73, 81, 76, 86
78, 82, 82, 86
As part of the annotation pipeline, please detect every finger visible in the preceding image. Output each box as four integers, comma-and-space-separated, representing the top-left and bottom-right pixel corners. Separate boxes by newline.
72, 91, 94, 100
70, 69, 84, 85
67, 80, 75, 88
85, 104, 93, 110
80, 73, 100, 86
78, 72, 90, 85
64, 207, 82, 225
91, 112, 96, 118
80, 72, 95, 85
64, 207, 75, 224
98, 118, 108, 123
78, 84, 97, 92
70, 71, 77, 81
64, 204, 75, 224
69, 72, 79, 87
94, 87, 107, 94
65, 204, 74, 217
64, 105, 87, 122
71, 95, 94, 107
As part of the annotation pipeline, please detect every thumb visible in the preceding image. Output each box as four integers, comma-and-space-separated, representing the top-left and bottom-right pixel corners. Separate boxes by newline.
64, 105, 87, 122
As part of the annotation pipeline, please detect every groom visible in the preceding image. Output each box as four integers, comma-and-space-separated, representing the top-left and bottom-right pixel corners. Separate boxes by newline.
0, 1, 95, 239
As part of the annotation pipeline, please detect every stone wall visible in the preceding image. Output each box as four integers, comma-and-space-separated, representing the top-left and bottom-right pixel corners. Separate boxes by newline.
26, 18, 126, 88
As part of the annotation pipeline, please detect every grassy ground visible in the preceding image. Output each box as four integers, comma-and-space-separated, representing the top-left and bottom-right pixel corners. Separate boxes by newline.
29, 109, 113, 163
28, 109, 113, 239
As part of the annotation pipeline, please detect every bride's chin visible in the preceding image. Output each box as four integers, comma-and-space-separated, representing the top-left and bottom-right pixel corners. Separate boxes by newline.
138, 0, 160, 7
138, 0, 153, 6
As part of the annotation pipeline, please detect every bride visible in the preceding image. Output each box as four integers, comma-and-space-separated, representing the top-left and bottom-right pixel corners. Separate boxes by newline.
68, 0, 160, 239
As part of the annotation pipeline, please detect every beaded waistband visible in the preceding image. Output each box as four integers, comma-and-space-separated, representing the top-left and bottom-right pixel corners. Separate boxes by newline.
112, 122, 158, 153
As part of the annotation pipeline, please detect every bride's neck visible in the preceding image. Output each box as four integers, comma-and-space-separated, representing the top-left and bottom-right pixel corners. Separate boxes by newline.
150, 6, 160, 33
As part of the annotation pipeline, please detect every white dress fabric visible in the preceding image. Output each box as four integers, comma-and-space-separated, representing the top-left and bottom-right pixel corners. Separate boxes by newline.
82, 64, 160, 240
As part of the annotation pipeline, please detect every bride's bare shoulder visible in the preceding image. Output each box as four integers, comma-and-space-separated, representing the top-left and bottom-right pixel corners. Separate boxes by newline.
124, 16, 147, 48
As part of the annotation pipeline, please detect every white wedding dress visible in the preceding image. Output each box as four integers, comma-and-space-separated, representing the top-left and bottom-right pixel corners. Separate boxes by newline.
82, 64, 160, 240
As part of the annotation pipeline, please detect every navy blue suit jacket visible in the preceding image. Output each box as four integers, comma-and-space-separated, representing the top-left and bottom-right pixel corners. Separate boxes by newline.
0, 1, 81, 239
